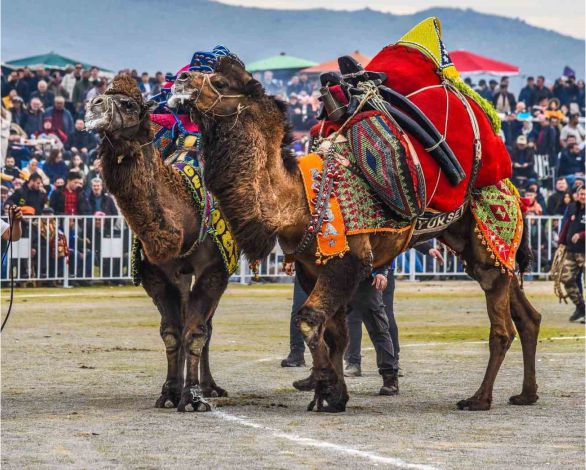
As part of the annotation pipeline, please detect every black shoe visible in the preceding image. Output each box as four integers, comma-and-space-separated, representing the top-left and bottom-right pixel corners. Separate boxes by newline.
293, 374, 316, 391
379, 373, 399, 396
569, 303, 585, 322
281, 351, 305, 367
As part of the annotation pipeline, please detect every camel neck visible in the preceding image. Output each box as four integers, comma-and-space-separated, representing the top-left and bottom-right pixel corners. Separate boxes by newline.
201, 116, 307, 260
99, 135, 189, 261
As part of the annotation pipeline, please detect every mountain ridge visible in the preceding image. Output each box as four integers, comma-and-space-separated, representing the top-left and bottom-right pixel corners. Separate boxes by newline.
2, 0, 583, 80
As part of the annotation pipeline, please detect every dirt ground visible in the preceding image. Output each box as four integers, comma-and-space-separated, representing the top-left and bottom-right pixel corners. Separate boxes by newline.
1, 281, 584, 469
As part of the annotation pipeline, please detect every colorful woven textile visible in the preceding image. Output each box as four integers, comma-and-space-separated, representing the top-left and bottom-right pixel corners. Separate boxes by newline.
298, 153, 348, 260
298, 148, 412, 261
347, 114, 423, 221
470, 180, 523, 271
173, 160, 239, 274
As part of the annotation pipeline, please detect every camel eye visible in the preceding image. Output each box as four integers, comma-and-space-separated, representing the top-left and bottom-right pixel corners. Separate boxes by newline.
121, 100, 134, 109
214, 79, 228, 90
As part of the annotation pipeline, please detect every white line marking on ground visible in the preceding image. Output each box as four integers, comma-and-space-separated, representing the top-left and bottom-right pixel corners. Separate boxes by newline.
215, 410, 441, 470
362, 335, 585, 352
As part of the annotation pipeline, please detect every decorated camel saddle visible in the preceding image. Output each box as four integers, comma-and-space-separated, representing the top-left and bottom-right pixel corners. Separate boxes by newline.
303, 17, 522, 271
133, 46, 240, 278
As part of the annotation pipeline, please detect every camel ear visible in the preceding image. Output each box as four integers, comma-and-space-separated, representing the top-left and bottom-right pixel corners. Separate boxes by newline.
143, 100, 159, 114
244, 78, 264, 97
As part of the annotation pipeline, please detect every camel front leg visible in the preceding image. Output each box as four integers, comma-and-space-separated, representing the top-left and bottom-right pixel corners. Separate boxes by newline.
199, 317, 228, 398
294, 254, 367, 412
141, 261, 183, 409
178, 270, 228, 413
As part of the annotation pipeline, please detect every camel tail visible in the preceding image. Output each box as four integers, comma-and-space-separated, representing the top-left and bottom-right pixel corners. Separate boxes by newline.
516, 215, 533, 278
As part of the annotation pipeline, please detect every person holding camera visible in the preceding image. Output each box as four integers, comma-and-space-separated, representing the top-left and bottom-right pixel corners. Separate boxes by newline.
1, 205, 23, 241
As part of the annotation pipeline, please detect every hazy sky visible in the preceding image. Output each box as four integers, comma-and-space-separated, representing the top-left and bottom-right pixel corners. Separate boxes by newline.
217, 0, 585, 39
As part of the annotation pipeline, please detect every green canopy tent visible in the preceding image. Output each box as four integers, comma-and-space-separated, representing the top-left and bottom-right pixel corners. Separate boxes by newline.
4, 52, 112, 72
246, 52, 317, 83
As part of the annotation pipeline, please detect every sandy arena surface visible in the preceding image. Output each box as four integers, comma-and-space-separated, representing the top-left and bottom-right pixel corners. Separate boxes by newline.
1, 281, 584, 469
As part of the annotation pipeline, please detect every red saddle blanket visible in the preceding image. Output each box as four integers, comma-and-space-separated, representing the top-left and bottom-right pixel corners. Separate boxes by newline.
366, 45, 512, 212
312, 45, 512, 214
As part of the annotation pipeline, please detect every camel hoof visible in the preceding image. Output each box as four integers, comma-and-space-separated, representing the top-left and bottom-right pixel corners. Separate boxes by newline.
155, 392, 179, 409
177, 386, 213, 412
307, 380, 348, 413
202, 386, 228, 398
457, 397, 491, 411
509, 393, 539, 406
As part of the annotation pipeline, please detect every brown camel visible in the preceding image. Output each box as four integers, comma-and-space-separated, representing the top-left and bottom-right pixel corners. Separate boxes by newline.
85, 75, 230, 412
171, 56, 542, 413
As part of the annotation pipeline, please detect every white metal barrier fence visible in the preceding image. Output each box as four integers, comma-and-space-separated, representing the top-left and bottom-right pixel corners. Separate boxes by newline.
1, 215, 563, 286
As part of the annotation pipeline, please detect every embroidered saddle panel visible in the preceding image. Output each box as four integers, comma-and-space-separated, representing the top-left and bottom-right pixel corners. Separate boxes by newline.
346, 113, 424, 221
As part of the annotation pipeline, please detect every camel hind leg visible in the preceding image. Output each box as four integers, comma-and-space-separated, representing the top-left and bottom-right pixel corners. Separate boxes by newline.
444, 212, 518, 410
508, 276, 541, 405
457, 263, 516, 410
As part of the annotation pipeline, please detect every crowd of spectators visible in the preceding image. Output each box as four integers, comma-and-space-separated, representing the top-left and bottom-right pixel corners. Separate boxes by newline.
0, 63, 584, 281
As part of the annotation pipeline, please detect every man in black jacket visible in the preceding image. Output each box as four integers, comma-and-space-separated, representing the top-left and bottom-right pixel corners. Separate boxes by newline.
49, 171, 90, 215
6, 173, 47, 215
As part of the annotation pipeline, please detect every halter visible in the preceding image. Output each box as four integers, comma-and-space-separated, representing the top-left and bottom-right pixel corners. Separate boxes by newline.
194, 74, 249, 126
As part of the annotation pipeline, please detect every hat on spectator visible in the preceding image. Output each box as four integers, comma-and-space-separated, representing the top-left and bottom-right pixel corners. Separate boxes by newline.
516, 135, 527, 145
41, 207, 55, 215
94, 211, 106, 217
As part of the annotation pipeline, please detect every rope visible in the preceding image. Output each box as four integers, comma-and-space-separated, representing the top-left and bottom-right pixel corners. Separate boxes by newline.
551, 245, 569, 303
1, 212, 16, 333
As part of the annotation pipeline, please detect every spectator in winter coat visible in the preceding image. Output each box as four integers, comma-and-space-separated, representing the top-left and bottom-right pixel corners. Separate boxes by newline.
560, 113, 585, 148
6, 173, 47, 215
72, 70, 92, 109
47, 73, 70, 101
21, 158, 50, 187
4, 70, 30, 102
558, 143, 585, 181
67, 119, 98, 154
511, 135, 537, 187
493, 79, 516, 114
44, 96, 74, 138
20, 97, 44, 136
535, 76, 553, 102
535, 116, 558, 161
9, 96, 25, 126
88, 178, 118, 215
49, 170, 91, 215
43, 149, 70, 184
547, 177, 571, 216
30, 80, 55, 109
518, 76, 537, 108
61, 65, 80, 101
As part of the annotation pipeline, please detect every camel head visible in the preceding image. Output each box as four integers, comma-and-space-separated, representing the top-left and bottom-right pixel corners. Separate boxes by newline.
168, 55, 265, 122
85, 75, 157, 138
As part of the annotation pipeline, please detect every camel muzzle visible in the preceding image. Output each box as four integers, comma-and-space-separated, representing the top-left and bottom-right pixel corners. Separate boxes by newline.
84, 96, 113, 132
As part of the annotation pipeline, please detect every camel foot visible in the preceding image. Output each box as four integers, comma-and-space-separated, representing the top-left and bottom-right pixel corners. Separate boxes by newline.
177, 386, 213, 412
201, 384, 228, 398
307, 379, 348, 413
509, 393, 539, 406
155, 389, 180, 409
293, 374, 316, 392
457, 397, 492, 411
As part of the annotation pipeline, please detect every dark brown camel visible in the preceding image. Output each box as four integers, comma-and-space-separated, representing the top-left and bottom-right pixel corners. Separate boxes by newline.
171, 57, 542, 413
85, 75, 229, 412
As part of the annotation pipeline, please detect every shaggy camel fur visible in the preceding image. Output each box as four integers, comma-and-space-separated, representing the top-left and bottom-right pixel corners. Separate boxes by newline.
171, 57, 542, 413
85, 75, 229, 412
